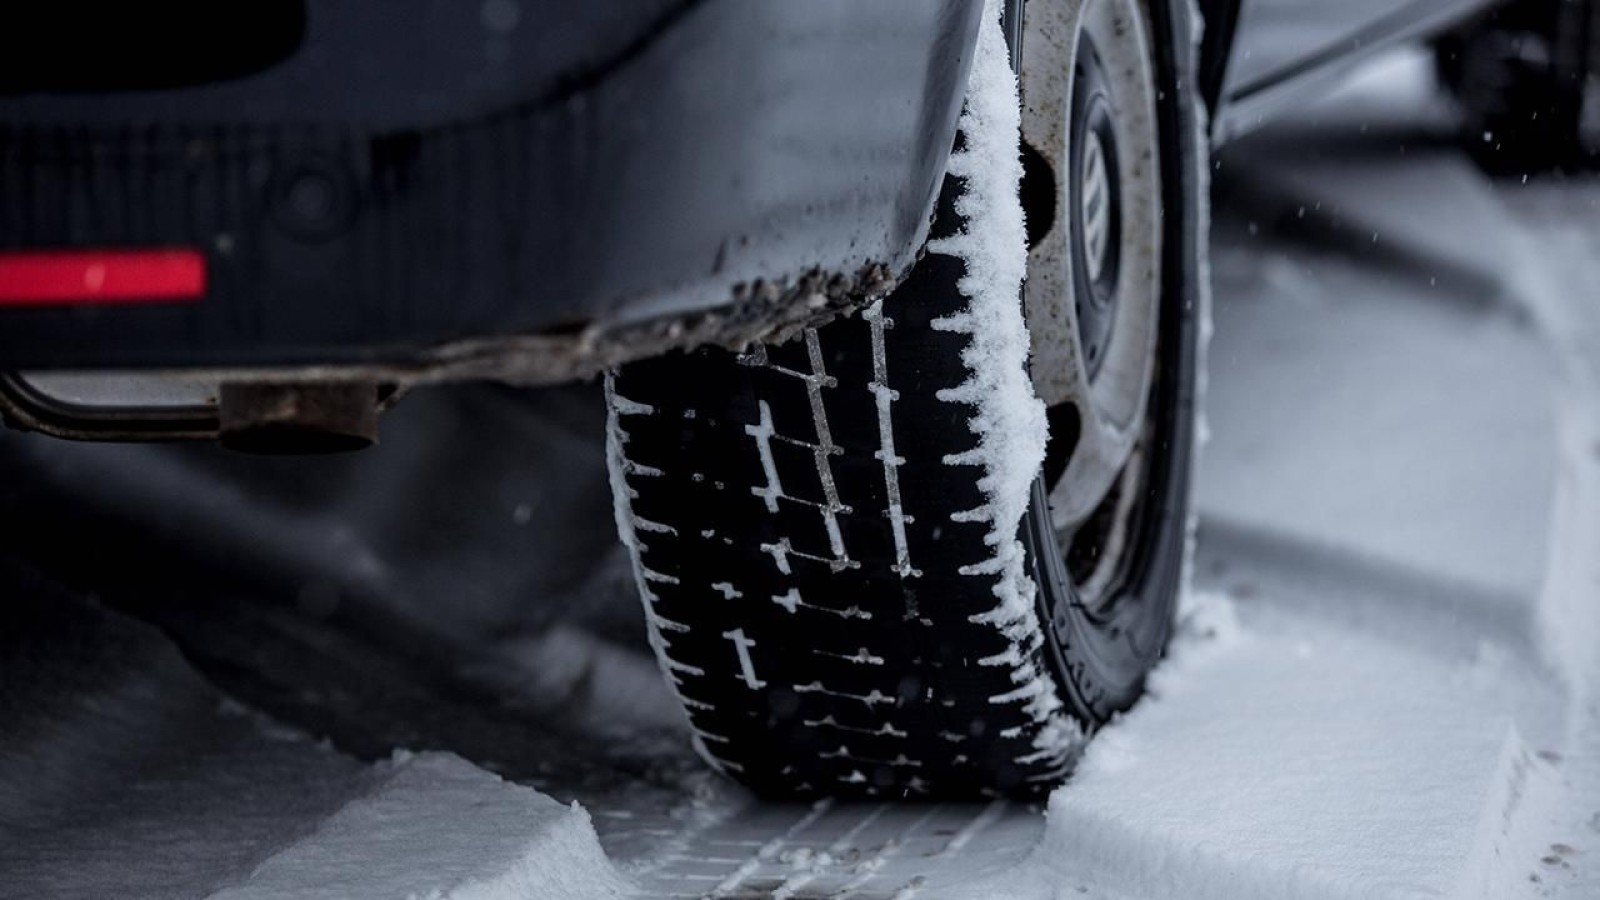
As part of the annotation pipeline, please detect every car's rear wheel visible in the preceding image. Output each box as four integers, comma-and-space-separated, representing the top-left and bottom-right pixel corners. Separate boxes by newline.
606, 0, 1203, 798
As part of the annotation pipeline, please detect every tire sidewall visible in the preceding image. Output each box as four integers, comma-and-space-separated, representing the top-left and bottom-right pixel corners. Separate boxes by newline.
1032, 0, 1208, 724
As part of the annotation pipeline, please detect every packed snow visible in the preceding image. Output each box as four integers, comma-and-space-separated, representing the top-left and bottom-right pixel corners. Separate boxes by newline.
210, 753, 632, 900
0, 591, 633, 900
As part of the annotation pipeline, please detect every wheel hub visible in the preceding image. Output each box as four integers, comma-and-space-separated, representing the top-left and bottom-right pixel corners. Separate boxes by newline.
1072, 43, 1124, 381
1080, 129, 1114, 284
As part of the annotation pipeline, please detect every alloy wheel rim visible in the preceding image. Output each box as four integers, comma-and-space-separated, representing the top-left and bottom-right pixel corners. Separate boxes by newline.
1022, 0, 1164, 612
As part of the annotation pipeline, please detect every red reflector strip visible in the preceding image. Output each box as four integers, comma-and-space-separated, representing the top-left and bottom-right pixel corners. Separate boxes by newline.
0, 249, 206, 307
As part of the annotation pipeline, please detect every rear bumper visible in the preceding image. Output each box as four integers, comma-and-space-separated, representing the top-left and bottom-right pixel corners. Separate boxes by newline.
0, 0, 980, 374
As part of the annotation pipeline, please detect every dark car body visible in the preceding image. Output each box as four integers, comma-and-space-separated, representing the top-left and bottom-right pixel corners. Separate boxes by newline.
0, 0, 1502, 382
0, 1, 981, 377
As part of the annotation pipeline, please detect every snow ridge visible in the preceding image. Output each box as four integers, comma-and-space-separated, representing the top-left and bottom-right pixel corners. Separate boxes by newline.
208, 753, 633, 900
927, 0, 1081, 769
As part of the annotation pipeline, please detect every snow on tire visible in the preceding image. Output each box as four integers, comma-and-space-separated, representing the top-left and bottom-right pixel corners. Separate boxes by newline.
607, 0, 1201, 799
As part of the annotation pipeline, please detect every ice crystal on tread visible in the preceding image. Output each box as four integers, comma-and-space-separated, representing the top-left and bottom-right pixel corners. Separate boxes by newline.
772, 588, 801, 614
745, 400, 785, 514
927, 1, 1084, 766
633, 517, 678, 535
864, 300, 921, 579
604, 375, 725, 767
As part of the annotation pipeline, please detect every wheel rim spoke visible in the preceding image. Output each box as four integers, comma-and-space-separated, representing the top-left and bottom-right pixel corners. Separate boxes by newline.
1048, 392, 1138, 534
1026, 0, 1164, 595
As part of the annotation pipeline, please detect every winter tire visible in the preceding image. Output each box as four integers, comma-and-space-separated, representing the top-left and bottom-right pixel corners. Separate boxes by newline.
607, 0, 1205, 799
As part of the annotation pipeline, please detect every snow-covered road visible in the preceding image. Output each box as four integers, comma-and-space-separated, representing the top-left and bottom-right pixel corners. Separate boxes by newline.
3, 52, 1598, 900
